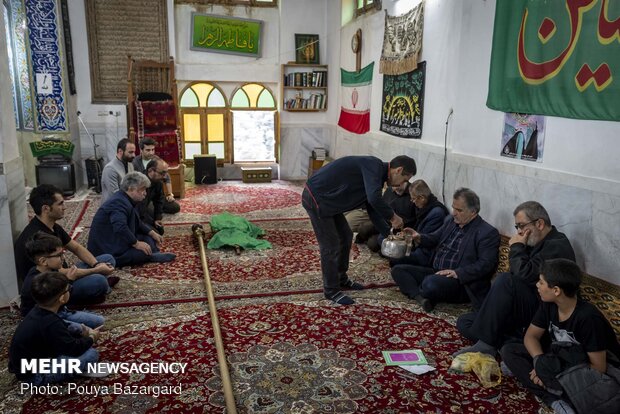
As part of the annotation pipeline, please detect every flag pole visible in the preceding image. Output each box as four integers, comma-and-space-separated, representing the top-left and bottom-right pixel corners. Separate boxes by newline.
192, 224, 237, 414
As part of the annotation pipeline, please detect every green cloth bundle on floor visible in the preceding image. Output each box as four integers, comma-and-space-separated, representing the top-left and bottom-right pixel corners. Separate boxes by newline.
207, 212, 272, 250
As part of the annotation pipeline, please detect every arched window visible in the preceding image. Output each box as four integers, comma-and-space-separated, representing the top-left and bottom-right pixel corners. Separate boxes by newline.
230, 83, 278, 163
179, 82, 229, 163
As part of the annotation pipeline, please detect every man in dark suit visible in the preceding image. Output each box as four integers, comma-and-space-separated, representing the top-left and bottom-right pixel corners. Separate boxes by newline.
138, 157, 169, 235
391, 188, 500, 312
87, 172, 176, 267
302, 155, 417, 305
454, 201, 575, 357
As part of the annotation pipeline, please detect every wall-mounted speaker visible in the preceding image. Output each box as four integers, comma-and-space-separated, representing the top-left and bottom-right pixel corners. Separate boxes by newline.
194, 154, 217, 185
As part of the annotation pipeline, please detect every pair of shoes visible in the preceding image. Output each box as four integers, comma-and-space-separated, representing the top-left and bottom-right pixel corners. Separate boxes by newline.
106, 276, 120, 288
79, 363, 111, 378
326, 291, 355, 305
500, 361, 514, 377
341, 279, 364, 290
150, 252, 176, 263
414, 295, 434, 312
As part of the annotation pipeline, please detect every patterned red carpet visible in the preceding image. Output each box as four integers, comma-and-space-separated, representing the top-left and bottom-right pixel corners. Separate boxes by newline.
1, 181, 551, 413
5, 292, 542, 414
71, 218, 393, 305
78, 181, 307, 227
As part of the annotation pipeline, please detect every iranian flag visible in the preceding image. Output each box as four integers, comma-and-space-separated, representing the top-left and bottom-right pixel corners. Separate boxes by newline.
338, 62, 374, 134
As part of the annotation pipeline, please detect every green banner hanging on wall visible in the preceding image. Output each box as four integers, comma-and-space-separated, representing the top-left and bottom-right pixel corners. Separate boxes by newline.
190, 13, 262, 57
487, 0, 620, 121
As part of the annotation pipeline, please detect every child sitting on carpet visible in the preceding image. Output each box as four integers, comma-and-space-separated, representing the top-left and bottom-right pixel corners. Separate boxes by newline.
9, 271, 104, 384
21, 232, 105, 333
500, 259, 620, 414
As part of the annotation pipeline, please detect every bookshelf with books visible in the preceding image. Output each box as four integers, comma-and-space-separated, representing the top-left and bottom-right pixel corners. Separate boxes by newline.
281, 63, 328, 112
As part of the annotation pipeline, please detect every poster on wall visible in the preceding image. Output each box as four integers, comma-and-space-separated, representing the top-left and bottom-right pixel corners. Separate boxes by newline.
487, 0, 620, 121
190, 13, 262, 58
380, 61, 425, 139
500, 113, 545, 163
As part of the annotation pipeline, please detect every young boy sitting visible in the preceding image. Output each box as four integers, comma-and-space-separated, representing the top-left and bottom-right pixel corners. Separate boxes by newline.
500, 258, 620, 414
9, 272, 102, 385
22, 232, 104, 332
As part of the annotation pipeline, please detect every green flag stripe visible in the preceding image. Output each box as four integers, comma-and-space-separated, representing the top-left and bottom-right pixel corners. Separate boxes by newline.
341, 62, 374, 85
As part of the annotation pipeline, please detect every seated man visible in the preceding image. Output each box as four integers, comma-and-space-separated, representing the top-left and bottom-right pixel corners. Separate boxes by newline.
391, 188, 500, 312
14, 184, 117, 300
101, 138, 136, 202
133, 138, 180, 215
346, 181, 416, 250
88, 172, 176, 267
454, 201, 576, 357
137, 157, 169, 235
389, 179, 449, 267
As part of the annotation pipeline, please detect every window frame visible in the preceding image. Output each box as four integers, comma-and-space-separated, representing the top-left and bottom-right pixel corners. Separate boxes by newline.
229, 82, 279, 164
355, 0, 380, 18
179, 82, 231, 166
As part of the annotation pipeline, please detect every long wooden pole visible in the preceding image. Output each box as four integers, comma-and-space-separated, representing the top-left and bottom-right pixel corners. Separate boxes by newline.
192, 224, 237, 414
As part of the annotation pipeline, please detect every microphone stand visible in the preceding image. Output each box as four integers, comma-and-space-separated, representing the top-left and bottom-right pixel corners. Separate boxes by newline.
76, 111, 102, 193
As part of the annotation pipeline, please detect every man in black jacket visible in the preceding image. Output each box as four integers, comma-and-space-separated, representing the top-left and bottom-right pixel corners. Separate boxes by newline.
302, 155, 417, 305
139, 158, 168, 235
454, 201, 576, 357
391, 188, 500, 312
133, 138, 180, 215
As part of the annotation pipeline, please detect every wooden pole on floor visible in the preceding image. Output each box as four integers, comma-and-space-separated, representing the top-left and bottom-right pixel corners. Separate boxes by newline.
192, 224, 237, 414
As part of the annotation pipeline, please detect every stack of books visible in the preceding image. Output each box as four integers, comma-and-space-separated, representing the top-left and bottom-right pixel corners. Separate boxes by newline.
312, 147, 328, 160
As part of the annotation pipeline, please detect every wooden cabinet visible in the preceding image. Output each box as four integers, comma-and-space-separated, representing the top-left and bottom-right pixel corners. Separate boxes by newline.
281, 63, 328, 112
168, 164, 185, 199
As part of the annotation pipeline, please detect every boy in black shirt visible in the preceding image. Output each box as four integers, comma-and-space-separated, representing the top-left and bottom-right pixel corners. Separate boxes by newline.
9, 272, 102, 385
22, 232, 105, 332
500, 259, 620, 414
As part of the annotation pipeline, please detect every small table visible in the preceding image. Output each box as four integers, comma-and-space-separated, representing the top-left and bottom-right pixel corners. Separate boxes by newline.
241, 167, 272, 183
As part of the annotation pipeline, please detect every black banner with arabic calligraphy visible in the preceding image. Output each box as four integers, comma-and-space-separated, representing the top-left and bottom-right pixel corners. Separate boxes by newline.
487, 0, 620, 121
380, 62, 426, 139
190, 13, 262, 58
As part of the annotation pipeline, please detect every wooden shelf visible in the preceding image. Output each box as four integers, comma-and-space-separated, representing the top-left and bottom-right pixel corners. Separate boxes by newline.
283, 86, 327, 90
281, 63, 328, 111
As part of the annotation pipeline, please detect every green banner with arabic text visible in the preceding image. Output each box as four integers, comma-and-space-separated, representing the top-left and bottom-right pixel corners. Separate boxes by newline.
190, 13, 262, 57
487, 0, 620, 121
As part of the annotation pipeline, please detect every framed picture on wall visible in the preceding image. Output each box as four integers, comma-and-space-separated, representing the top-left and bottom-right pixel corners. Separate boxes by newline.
295, 34, 320, 64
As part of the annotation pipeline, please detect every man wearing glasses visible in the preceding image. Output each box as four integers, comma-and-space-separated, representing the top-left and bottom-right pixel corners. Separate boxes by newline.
454, 201, 576, 357
138, 157, 171, 235
133, 138, 180, 215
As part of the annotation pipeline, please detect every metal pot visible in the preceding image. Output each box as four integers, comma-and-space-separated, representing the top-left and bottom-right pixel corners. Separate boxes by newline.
380, 229, 413, 259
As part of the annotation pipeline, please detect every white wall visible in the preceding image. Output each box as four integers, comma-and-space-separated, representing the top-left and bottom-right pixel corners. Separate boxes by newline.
328, 0, 620, 284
